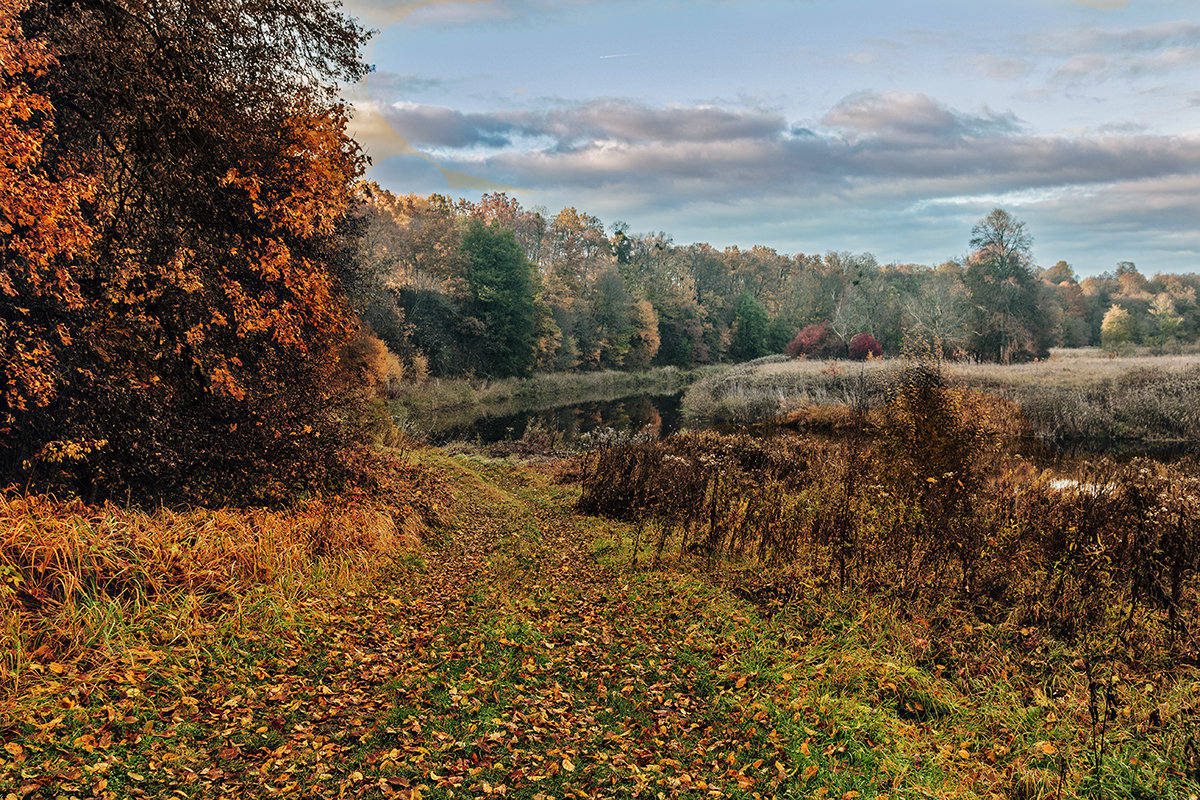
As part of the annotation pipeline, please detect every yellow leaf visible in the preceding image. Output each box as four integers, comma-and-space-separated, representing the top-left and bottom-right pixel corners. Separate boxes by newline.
735, 675, 748, 689
4, 742, 23, 758
803, 764, 819, 780
48, 662, 65, 675
801, 741, 810, 756
842, 792, 861, 800
562, 757, 575, 772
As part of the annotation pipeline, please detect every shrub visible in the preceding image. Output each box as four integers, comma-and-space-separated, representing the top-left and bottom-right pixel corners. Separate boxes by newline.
848, 333, 882, 360
575, 413, 1200, 658
786, 322, 846, 359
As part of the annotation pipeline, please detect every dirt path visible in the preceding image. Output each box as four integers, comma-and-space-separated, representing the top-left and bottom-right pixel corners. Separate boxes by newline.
1, 459, 856, 799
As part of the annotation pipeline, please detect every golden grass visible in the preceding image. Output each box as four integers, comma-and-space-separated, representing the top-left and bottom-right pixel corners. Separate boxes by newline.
0, 489, 419, 693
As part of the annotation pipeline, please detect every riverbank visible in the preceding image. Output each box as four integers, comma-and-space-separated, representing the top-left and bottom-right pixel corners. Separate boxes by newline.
390, 365, 714, 440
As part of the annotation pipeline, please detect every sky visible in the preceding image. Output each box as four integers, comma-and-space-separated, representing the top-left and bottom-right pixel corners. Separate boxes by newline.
338, 0, 1200, 276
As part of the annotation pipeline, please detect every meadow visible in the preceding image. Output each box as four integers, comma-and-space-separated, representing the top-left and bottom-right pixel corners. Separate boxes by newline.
682, 349, 1200, 455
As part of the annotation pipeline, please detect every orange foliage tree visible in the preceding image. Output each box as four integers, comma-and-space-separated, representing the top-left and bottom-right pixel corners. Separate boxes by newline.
0, 0, 93, 442
1, 0, 374, 503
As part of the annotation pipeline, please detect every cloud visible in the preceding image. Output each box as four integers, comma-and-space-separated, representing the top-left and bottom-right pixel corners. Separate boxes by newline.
378, 93, 1200, 198
1051, 54, 1112, 82
368, 71, 453, 99
381, 102, 531, 148
973, 56, 1034, 81
1037, 20, 1200, 84
381, 99, 790, 149
821, 91, 1022, 143
1052, 20, 1200, 54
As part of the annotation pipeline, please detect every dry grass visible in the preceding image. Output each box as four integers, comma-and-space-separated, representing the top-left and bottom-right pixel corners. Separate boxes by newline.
0, 487, 433, 696
683, 350, 1200, 450
580, 396, 1200, 662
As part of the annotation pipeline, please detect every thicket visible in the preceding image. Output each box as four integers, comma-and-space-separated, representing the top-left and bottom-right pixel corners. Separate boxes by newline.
1, 0, 385, 504
579, 364, 1200, 660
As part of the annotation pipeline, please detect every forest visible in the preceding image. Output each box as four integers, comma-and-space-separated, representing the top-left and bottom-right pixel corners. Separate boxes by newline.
349, 187, 1200, 381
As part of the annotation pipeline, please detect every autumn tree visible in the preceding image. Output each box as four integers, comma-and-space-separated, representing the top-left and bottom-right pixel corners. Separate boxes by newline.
1100, 304, 1134, 352
963, 209, 1051, 362
3, 0, 372, 502
729, 291, 770, 361
0, 0, 93, 443
787, 322, 845, 359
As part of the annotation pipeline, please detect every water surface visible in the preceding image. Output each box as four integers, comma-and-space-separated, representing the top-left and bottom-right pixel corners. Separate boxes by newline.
430, 393, 684, 445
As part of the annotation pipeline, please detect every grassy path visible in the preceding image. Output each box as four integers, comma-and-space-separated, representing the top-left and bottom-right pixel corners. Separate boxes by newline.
3, 453, 1196, 799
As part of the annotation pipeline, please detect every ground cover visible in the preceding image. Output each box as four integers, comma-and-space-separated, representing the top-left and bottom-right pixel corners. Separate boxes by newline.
2, 444, 1197, 799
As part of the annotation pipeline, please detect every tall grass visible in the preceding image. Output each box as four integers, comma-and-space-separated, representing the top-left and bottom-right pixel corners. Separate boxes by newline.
682, 351, 1200, 453
0, 488, 429, 695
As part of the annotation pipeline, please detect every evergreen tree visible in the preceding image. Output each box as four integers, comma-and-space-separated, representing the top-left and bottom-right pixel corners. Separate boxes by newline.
729, 291, 770, 361
461, 219, 538, 377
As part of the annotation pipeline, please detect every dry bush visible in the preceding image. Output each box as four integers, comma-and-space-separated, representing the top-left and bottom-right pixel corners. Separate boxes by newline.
577, 420, 1200, 658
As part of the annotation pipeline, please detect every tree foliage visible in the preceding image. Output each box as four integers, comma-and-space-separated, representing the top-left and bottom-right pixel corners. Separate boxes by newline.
963, 209, 1052, 363
2, 0, 373, 502
461, 219, 538, 377
729, 291, 770, 362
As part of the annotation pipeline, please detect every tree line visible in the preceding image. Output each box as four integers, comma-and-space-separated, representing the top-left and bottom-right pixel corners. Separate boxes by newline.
349, 192, 1200, 381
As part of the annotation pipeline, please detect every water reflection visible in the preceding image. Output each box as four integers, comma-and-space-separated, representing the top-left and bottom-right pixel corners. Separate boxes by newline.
431, 393, 683, 445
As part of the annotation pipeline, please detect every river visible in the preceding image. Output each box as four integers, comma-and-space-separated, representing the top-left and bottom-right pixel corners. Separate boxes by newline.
428, 392, 685, 445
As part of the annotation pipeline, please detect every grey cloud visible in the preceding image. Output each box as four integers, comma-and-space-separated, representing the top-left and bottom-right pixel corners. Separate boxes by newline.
821, 91, 1021, 142
1051, 54, 1112, 82
1039, 21, 1200, 84
547, 100, 787, 144
1056, 20, 1200, 54
369, 71, 452, 99
1127, 46, 1200, 76
381, 102, 532, 148
381, 99, 790, 148
381, 94, 1200, 198
974, 56, 1034, 81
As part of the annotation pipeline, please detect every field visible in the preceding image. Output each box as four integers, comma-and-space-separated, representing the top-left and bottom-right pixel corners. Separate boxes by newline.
682, 350, 1200, 454
3, 355, 1200, 799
